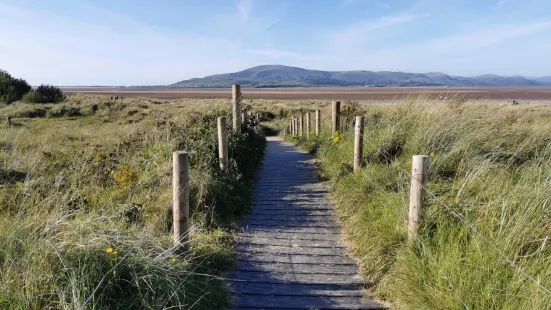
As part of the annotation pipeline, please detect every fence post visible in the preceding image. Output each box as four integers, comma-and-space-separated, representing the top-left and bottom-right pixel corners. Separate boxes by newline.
173, 151, 190, 252
305, 111, 310, 139
353, 116, 364, 172
409, 155, 430, 241
7, 117, 11, 129
241, 109, 246, 125
315, 110, 320, 137
256, 113, 260, 124
217, 117, 228, 171
232, 84, 241, 132
332, 101, 341, 135
293, 117, 298, 136
299, 113, 304, 137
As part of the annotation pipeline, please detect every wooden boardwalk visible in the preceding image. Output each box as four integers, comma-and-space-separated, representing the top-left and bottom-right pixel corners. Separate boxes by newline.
228, 137, 383, 309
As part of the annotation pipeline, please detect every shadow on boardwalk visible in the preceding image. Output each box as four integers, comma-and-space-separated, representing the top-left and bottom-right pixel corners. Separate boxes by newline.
227, 137, 384, 309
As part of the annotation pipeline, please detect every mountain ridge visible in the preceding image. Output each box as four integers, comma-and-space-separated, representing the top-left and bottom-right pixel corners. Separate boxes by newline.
170, 65, 551, 87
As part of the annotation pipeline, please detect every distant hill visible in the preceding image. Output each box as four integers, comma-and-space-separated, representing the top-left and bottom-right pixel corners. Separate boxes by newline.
170, 65, 550, 88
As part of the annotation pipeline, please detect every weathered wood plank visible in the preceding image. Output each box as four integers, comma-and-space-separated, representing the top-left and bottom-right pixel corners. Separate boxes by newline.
230, 282, 364, 297
235, 261, 358, 274
232, 294, 383, 309
228, 270, 364, 285
236, 243, 348, 256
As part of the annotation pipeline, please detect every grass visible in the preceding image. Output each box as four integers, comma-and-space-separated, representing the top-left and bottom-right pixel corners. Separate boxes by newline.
0, 95, 265, 309
274, 97, 551, 309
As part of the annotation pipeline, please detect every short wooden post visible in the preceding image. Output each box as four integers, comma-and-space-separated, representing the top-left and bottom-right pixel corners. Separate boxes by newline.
409, 155, 430, 241
315, 110, 321, 137
353, 116, 364, 172
256, 113, 260, 123
7, 117, 12, 129
217, 117, 228, 171
173, 151, 190, 251
305, 112, 310, 139
232, 84, 241, 132
332, 101, 341, 135
293, 117, 298, 136
299, 113, 304, 137
241, 109, 246, 125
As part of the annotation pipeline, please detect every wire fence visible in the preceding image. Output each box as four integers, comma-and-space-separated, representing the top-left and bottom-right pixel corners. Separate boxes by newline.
359, 132, 551, 296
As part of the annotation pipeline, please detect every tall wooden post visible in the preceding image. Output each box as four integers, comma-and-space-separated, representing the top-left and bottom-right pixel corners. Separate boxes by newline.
293, 117, 298, 136
217, 117, 228, 171
232, 84, 241, 132
315, 110, 321, 137
7, 117, 12, 129
289, 119, 293, 135
409, 155, 430, 241
173, 151, 190, 251
305, 112, 310, 139
299, 113, 304, 137
332, 101, 341, 135
353, 116, 364, 172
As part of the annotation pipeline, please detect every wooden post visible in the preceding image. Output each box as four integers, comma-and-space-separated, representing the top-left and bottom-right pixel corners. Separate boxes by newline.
293, 117, 298, 136
289, 119, 293, 135
217, 117, 228, 171
232, 84, 241, 132
7, 117, 11, 129
332, 101, 341, 135
241, 109, 246, 125
173, 151, 190, 251
409, 155, 430, 241
353, 116, 364, 172
299, 113, 304, 137
305, 112, 310, 139
256, 113, 260, 124
315, 110, 321, 137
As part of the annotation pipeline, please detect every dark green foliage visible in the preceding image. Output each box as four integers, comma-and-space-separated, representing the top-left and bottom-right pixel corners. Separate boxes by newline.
25, 85, 65, 103
0, 70, 31, 104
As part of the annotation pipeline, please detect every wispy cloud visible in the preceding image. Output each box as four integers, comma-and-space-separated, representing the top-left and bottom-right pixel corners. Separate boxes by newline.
236, 0, 253, 22
247, 49, 301, 58
328, 12, 429, 47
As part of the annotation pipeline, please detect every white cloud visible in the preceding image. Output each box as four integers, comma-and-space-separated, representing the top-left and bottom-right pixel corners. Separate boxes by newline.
236, 0, 253, 22
328, 13, 429, 47
0, 2, 254, 85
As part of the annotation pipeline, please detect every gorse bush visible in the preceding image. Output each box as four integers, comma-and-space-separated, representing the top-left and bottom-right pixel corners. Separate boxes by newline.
284, 98, 551, 309
0, 69, 31, 104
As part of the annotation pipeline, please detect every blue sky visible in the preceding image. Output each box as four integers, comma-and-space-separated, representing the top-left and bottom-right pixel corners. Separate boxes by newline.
1, 0, 551, 85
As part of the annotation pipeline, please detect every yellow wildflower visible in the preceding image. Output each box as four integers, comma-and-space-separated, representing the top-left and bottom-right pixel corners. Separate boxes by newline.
430, 152, 435, 158
105, 247, 114, 254
171, 257, 176, 263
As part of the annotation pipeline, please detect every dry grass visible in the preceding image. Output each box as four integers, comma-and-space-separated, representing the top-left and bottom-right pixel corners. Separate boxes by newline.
276, 97, 551, 309
0, 95, 265, 309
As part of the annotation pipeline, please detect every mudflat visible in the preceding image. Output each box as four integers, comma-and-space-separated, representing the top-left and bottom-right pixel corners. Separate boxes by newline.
62, 86, 551, 100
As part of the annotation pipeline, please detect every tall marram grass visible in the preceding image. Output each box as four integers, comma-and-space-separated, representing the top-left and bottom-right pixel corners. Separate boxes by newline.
284, 98, 551, 309
0, 95, 265, 309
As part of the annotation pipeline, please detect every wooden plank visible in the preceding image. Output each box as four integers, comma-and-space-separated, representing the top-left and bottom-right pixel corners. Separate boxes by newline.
232, 294, 383, 309
241, 219, 339, 228
228, 270, 364, 285
235, 262, 358, 274
236, 244, 348, 256
236, 253, 354, 265
239, 231, 341, 241
230, 282, 364, 297
236, 237, 346, 248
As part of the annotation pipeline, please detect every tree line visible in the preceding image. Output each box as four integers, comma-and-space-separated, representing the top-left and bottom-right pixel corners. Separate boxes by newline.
0, 69, 65, 104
